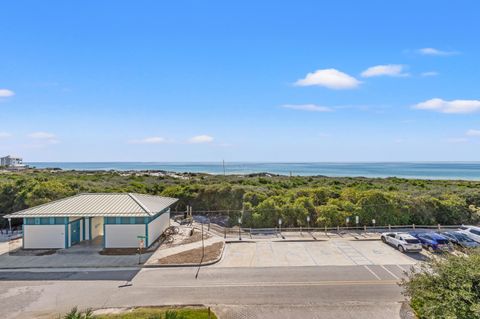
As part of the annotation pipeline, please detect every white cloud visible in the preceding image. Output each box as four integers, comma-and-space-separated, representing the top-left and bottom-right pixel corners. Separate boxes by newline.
27, 131, 59, 145
129, 136, 167, 144
294, 69, 361, 89
28, 131, 56, 139
466, 129, 480, 137
421, 71, 439, 77
0, 132, 12, 138
361, 64, 408, 78
418, 48, 458, 56
0, 89, 15, 97
281, 104, 333, 112
413, 98, 480, 114
188, 135, 214, 144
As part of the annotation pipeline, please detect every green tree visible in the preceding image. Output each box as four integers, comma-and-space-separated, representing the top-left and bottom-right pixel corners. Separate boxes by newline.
402, 251, 480, 319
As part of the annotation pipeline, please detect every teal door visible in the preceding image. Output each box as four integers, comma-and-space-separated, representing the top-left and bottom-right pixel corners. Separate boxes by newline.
71, 220, 81, 245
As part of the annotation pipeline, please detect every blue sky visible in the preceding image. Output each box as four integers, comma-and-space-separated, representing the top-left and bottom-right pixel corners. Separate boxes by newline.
1, 0, 479, 162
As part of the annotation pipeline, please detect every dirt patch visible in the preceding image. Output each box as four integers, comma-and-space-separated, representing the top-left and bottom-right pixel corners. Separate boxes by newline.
99, 247, 156, 256
156, 242, 224, 265
9, 249, 58, 256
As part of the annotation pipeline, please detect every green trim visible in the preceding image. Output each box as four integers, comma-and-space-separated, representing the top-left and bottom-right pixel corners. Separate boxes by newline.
22, 218, 25, 249
82, 218, 85, 241
103, 217, 106, 248
64, 223, 69, 248
89, 217, 92, 240
145, 222, 149, 247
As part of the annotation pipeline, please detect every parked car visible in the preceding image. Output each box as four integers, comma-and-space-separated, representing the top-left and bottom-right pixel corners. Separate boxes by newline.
441, 231, 480, 249
381, 232, 422, 253
458, 226, 480, 243
411, 232, 453, 252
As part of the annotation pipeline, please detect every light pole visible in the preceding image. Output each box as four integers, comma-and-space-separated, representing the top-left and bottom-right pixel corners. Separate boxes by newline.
238, 217, 242, 241
306, 215, 310, 231
278, 218, 282, 235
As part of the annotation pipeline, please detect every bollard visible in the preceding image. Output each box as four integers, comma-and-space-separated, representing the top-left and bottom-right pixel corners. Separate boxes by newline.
388, 224, 391, 231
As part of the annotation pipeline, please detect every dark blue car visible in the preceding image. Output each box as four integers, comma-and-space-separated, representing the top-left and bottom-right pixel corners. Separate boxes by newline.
410, 232, 452, 252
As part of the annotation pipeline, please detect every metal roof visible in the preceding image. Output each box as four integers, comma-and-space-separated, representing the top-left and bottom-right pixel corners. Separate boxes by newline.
4, 193, 178, 218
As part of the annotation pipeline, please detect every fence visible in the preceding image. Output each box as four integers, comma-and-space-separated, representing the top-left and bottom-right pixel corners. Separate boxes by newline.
184, 218, 465, 240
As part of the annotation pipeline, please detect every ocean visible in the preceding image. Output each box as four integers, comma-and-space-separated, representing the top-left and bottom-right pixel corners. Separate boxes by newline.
26, 162, 480, 180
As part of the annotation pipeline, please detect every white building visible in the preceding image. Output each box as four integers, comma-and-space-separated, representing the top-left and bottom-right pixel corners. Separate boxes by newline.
0, 155, 26, 168
4, 193, 178, 249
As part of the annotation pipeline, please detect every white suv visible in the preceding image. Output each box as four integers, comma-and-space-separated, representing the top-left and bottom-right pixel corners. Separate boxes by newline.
381, 232, 422, 253
458, 226, 480, 243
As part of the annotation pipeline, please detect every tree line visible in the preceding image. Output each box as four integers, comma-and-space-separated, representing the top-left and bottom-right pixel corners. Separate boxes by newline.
1, 170, 480, 228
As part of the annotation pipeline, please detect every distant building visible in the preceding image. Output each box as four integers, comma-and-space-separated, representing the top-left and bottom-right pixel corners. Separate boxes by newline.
0, 155, 27, 169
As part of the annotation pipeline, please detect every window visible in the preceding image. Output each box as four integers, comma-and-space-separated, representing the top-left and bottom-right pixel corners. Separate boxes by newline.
105, 217, 116, 224
24, 218, 35, 225
470, 229, 480, 236
405, 239, 420, 244
120, 217, 130, 224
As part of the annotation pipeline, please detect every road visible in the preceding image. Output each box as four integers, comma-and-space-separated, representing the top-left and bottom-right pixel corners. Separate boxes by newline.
0, 264, 410, 319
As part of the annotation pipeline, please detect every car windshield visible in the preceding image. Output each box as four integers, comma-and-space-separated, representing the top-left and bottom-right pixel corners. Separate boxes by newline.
454, 233, 474, 242
405, 239, 420, 244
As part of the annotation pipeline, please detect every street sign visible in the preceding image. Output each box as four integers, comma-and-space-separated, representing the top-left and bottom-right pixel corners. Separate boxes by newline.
137, 235, 146, 239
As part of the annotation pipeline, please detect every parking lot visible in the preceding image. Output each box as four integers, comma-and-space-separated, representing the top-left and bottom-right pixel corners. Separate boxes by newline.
215, 238, 425, 268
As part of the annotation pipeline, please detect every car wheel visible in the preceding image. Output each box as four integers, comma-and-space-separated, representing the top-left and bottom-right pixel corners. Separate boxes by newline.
428, 246, 435, 253
398, 245, 405, 253
381, 236, 386, 243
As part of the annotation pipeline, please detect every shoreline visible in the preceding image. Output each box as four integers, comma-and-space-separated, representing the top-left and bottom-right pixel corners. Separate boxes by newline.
2, 166, 480, 181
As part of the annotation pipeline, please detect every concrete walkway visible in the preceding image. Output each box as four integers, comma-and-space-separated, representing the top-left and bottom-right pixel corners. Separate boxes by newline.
0, 239, 149, 269
145, 236, 223, 265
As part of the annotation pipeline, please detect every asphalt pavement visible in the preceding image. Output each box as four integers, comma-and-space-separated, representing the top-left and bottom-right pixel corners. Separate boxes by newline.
0, 264, 408, 319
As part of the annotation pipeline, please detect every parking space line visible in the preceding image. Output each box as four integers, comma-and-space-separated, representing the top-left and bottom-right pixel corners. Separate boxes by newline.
380, 265, 400, 280
396, 264, 406, 272
364, 265, 381, 280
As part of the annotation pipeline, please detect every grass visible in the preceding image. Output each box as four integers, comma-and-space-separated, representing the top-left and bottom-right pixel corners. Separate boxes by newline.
95, 307, 217, 319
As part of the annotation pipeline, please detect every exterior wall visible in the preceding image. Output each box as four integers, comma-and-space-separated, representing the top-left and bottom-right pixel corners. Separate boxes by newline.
104, 224, 146, 248
147, 210, 170, 247
23, 224, 65, 249
91, 216, 103, 239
